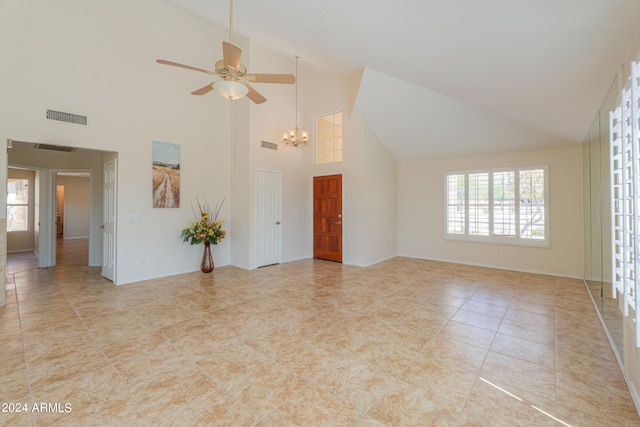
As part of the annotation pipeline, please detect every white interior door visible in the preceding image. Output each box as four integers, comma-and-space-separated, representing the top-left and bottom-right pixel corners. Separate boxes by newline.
256, 170, 282, 267
102, 159, 116, 282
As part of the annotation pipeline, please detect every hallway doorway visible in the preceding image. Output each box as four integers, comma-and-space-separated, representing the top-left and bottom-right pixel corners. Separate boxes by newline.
7, 238, 90, 275
5, 140, 117, 277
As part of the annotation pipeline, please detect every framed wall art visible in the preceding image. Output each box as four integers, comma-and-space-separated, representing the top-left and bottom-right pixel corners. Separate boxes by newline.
152, 141, 180, 208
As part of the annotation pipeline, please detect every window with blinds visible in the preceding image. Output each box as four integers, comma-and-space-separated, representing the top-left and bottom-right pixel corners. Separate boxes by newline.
610, 58, 640, 345
444, 166, 548, 246
7, 179, 29, 232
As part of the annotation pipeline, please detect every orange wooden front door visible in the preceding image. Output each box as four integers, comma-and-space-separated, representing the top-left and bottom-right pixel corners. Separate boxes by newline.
313, 174, 342, 262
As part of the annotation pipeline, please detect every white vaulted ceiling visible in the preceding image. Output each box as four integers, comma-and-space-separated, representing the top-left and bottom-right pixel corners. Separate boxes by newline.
166, 0, 640, 161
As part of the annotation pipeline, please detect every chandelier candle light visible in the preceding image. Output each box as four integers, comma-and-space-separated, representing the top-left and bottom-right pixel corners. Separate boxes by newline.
282, 55, 309, 147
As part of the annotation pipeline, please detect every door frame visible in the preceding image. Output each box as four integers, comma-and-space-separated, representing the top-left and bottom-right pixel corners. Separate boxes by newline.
55, 169, 93, 259
255, 169, 282, 267
5, 147, 116, 274
312, 173, 343, 262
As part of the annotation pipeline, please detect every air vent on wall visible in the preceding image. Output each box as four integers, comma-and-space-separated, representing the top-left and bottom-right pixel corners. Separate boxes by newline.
46, 109, 88, 126
261, 140, 278, 151
35, 143, 77, 153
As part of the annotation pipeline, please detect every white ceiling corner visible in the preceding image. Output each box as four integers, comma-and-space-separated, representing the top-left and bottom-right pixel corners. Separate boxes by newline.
166, 0, 640, 162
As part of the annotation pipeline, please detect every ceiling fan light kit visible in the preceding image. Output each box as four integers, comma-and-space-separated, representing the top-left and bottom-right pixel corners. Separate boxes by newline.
213, 80, 249, 100
155, 0, 294, 104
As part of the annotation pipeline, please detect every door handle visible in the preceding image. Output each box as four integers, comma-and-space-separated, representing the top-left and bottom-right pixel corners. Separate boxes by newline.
100, 225, 105, 229
335, 221, 342, 225
276, 221, 281, 225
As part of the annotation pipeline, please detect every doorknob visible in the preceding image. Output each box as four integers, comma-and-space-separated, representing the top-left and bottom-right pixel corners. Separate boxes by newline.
276, 221, 281, 225
100, 225, 105, 229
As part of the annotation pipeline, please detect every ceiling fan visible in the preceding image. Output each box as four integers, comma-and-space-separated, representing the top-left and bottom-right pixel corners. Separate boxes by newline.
156, 0, 295, 104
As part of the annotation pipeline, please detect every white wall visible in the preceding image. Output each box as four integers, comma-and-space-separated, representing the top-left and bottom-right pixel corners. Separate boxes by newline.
57, 175, 90, 239
398, 145, 583, 278
0, 0, 232, 284
242, 40, 369, 269
362, 124, 398, 265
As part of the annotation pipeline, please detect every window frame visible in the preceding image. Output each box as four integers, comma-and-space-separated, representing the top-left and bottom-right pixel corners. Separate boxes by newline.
7, 178, 30, 233
314, 111, 343, 165
444, 165, 549, 248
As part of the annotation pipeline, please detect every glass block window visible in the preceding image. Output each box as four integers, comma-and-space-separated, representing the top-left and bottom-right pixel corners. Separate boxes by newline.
315, 111, 342, 164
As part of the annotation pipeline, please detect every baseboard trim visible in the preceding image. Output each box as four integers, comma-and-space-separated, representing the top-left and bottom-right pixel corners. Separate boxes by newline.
396, 253, 582, 280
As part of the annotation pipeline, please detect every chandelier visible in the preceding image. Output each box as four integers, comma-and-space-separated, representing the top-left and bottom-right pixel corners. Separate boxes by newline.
282, 55, 309, 147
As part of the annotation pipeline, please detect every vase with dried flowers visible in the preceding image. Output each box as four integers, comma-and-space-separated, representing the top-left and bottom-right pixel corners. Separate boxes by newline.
181, 197, 226, 273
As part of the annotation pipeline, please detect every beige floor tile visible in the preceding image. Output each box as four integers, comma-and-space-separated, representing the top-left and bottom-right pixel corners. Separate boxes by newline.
258, 381, 370, 426
226, 357, 308, 419
439, 320, 497, 350
31, 366, 127, 425
489, 332, 556, 370
318, 355, 397, 412
498, 317, 555, 346
461, 377, 557, 426
469, 290, 512, 308
503, 306, 555, 330
41, 393, 149, 426
2, 249, 638, 426
125, 361, 219, 425
451, 308, 503, 331
0, 369, 30, 401
0, 398, 33, 427
28, 347, 111, 392
156, 316, 216, 342
0, 333, 27, 377
556, 347, 627, 390
461, 299, 508, 317
367, 377, 462, 425
479, 351, 556, 401
276, 339, 345, 381
160, 389, 257, 427
556, 377, 639, 426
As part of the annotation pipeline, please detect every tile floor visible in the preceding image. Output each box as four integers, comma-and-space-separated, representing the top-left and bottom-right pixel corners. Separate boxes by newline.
1, 242, 639, 426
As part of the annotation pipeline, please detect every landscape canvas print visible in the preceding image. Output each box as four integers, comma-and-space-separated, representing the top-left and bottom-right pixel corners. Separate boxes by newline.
152, 141, 180, 208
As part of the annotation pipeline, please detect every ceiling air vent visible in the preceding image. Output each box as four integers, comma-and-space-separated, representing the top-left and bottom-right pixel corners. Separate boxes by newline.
35, 143, 77, 153
46, 109, 88, 126
261, 140, 278, 151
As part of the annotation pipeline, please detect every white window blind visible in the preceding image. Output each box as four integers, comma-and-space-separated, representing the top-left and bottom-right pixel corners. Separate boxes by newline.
610, 59, 640, 345
493, 171, 516, 237
446, 174, 466, 235
445, 166, 548, 247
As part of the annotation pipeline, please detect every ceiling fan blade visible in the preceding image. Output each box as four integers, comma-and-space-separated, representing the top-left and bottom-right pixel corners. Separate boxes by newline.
243, 83, 267, 104
156, 59, 216, 76
245, 73, 296, 84
222, 41, 242, 71
191, 83, 214, 95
